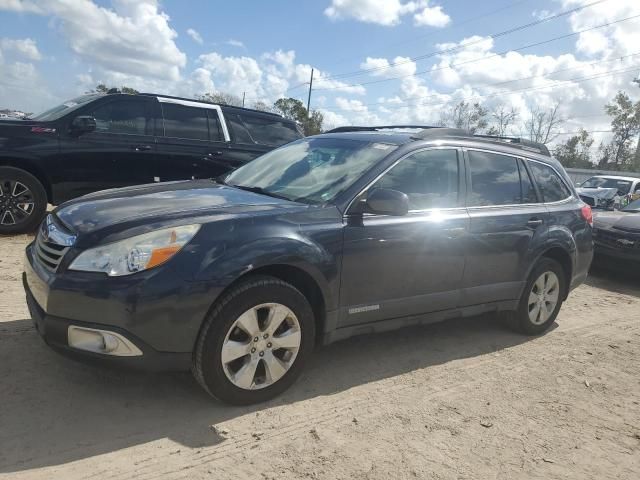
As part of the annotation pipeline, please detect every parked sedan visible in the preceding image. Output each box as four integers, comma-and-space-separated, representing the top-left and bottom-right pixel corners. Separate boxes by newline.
592, 198, 640, 264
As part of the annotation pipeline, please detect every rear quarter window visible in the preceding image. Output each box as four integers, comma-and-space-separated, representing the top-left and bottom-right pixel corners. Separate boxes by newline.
528, 161, 572, 202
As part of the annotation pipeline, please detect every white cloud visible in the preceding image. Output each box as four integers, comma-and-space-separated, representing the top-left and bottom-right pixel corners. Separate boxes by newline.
360, 56, 417, 78
0, 38, 41, 60
0, 0, 186, 82
226, 39, 245, 48
324, 0, 450, 27
0, 0, 43, 14
413, 4, 450, 27
186, 28, 203, 45
532, 9, 552, 20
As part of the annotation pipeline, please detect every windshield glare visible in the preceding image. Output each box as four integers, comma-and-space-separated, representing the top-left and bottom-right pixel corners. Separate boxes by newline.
225, 137, 398, 204
32, 94, 102, 121
581, 177, 632, 194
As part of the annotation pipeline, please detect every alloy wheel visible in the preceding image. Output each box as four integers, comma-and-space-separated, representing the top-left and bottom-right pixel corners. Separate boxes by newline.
0, 179, 35, 226
221, 303, 302, 390
527, 271, 560, 325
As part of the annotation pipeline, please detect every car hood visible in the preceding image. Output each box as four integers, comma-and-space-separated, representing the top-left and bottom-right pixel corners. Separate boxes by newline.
54, 180, 304, 239
576, 187, 619, 199
593, 210, 640, 231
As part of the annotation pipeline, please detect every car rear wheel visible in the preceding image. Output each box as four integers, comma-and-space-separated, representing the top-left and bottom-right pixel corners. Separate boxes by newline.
507, 257, 566, 335
0, 167, 47, 235
192, 275, 315, 405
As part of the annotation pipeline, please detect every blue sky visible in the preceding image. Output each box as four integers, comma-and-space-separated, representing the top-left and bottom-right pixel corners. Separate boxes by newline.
0, 0, 638, 141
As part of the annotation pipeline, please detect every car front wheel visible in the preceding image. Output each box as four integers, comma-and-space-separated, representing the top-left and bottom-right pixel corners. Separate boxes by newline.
192, 276, 315, 405
0, 167, 47, 235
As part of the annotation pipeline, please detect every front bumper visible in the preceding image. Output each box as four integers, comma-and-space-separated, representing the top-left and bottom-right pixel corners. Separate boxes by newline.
22, 244, 217, 371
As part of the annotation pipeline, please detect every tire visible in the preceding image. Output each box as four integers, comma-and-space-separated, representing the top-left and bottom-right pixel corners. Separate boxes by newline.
192, 275, 315, 405
506, 257, 566, 335
0, 167, 47, 235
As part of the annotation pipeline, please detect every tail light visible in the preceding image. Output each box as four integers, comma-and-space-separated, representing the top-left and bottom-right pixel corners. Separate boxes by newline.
581, 204, 593, 227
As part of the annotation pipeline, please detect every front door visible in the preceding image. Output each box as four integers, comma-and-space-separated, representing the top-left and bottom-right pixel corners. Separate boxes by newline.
339, 148, 468, 327
53, 97, 156, 202
460, 149, 548, 306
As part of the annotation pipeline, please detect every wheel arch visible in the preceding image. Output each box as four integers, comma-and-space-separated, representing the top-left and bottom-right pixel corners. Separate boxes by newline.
0, 157, 53, 203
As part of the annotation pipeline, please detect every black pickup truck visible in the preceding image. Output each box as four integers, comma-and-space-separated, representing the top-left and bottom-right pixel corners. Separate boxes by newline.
0, 91, 302, 234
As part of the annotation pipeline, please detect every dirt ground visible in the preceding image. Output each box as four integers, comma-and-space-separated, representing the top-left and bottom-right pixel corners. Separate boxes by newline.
0, 234, 639, 480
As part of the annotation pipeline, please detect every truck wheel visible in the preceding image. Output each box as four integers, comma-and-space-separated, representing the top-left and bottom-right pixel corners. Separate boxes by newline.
193, 275, 315, 405
0, 167, 47, 235
506, 257, 566, 335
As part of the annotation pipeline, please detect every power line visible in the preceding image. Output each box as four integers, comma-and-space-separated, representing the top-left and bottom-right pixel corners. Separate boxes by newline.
326, 51, 640, 110
325, 65, 640, 113
321, 0, 607, 81
314, 13, 640, 92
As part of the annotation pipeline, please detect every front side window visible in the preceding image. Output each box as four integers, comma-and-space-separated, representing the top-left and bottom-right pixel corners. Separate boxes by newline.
468, 151, 524, 206
227, 114, 254, 144
161, 103, 209, 141
225, 138, 397, 204
238, 114, 301, 146
370, 149, 459, 210
90, 100, 150, 135
529, 161, 572, 202
32, 94, 102, 121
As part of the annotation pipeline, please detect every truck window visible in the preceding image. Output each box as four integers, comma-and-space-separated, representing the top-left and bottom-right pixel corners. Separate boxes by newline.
238, 114, 301, 146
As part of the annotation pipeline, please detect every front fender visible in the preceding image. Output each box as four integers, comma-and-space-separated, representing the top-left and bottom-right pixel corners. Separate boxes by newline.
192, 225, 340, 311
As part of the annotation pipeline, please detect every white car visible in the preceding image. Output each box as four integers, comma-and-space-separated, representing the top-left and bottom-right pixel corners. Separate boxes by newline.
576, 175, 640, 209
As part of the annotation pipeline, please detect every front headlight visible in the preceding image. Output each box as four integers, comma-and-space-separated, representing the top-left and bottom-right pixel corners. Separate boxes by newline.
69, 224, 200, 276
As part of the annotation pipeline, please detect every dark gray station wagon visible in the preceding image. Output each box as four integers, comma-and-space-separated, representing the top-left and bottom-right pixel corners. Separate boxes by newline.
23, 126, 594, 404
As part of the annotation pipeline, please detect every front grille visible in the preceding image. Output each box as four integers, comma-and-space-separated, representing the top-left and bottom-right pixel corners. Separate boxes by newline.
594, 228, 640, 250
33, 215, 75, 272
580, 195, 595, 207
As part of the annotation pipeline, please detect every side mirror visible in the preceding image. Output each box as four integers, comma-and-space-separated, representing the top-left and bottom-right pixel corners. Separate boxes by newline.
366, 188, 410, 216
70, 115, 96, 135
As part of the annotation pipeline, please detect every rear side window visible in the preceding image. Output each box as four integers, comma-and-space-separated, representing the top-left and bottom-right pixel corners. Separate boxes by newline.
468, 151, 523, 206
238, 114, 301, 146
227, 114, 254, 144
528, 161, 572, 202
207, 111, 223, 141
161, 103, 209, 141
91, 100, 150, 135
519, 159, 538, 203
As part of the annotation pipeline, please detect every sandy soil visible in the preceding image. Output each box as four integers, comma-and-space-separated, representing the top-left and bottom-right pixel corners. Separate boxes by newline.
0, 234, 639, 480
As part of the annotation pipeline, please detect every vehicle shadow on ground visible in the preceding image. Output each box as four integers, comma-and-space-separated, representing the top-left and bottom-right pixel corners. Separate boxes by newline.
586, 263, 640, 298
0, 314, 540, 473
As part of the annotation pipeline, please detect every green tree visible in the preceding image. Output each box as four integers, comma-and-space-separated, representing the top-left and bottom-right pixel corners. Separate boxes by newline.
438, 101, 488, 134
197, 92, 243, 107
603, 91, 640, 170
554, 129, 594, 168
273, 97, 323, 135
91, 84, 138, 94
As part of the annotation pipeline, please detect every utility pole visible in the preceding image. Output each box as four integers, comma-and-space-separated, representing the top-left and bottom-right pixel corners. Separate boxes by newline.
306, 68, 314, 115
242, 91, 246, 108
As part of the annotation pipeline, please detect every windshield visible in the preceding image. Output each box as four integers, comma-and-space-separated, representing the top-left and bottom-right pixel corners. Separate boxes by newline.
225, 137, 398, 204
32, 94, 102, 121
623, 198, 640, 212
581, 177, 632, 194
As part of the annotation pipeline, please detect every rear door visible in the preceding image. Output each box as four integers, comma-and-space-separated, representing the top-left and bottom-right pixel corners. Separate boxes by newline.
154, 99, 233, 182
461, 149, 548, 306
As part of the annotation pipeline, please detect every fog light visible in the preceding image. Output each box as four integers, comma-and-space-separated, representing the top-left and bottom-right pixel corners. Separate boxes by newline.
68, 326, 143, 356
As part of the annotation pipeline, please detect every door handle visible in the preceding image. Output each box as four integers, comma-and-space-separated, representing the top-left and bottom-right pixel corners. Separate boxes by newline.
132, 145, 152, 151
208, 151, 224, 156
527, 218, 544, 228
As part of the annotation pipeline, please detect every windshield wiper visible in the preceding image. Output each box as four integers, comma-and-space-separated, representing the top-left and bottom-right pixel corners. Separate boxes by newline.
231, 184, 293, 202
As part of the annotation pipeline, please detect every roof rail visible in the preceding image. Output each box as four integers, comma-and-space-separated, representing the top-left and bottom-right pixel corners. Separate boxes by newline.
471, 134, 551, 156
137, 93, 284, 117
412, 128, 551, 157
326, 125, 442, 133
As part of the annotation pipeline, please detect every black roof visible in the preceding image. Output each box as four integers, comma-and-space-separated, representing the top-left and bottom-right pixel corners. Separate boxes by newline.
325, 125, 551, 156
